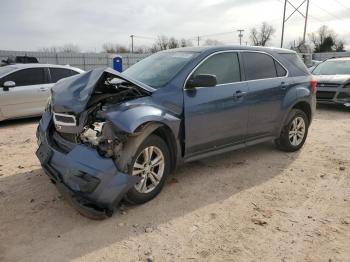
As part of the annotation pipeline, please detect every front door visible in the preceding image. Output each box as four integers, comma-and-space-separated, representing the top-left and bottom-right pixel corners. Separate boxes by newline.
184, 52, 249, 157
0, 67, 51, 119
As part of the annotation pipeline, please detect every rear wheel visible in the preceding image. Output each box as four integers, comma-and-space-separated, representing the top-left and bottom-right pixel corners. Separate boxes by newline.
275, 109, 309, 152
125, 135, 170, 204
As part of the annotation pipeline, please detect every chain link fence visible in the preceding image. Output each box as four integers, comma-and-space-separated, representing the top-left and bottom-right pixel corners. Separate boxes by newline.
0, 50, 151, 71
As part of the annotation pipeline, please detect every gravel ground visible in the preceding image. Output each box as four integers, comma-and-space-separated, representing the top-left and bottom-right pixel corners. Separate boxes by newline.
0, 104, 349, 262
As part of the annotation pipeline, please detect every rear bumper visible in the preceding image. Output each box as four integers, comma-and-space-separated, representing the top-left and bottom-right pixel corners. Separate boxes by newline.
36, 111, 140, 219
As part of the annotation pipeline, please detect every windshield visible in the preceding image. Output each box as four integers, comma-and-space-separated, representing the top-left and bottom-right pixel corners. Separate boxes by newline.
313, 60, 350, 75
123, 51, 198, 88
0, 66, 17, 77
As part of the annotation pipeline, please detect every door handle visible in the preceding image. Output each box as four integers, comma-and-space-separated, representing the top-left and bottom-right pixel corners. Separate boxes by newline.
281, 81, 288, 89
233, 90, 247, 99
39, 87, 48, 92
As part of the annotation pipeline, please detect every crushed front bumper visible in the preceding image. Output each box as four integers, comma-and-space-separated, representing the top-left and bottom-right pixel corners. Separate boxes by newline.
36, 112, 140, 219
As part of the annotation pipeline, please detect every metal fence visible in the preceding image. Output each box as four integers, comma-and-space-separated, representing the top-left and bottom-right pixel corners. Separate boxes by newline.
0, 50, 151, 71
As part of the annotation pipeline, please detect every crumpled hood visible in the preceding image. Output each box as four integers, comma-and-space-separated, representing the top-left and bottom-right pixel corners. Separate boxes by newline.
51, 67, 155, 114
314, 74, 350, 84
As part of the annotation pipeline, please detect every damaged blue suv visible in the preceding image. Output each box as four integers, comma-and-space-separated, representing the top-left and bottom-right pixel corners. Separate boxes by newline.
36, 46, 316, 219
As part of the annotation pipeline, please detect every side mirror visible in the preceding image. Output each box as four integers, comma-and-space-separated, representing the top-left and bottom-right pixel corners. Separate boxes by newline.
3, 81, 16, 91
186, 74, 217, 89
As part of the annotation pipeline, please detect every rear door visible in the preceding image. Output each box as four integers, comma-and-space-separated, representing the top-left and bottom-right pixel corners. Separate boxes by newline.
184, 51, 249, 157
48, 67, 80, 83
0, 67, 51, 119
241, 52, 290, 140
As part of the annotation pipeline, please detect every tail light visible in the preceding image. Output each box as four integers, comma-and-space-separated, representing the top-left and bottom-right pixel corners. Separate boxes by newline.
311, 78, 317, 94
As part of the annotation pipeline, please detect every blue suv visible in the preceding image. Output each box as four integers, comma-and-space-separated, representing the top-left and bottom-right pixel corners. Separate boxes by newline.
36, 46, 316, 219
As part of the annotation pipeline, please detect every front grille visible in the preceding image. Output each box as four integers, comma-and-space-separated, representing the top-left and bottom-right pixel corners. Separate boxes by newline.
53, 113, 77, 126
317, 83, 341, 88
316, 91, 335, 100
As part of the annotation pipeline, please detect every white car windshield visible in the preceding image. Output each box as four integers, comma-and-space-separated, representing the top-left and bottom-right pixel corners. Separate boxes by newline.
313, 60, 350, 75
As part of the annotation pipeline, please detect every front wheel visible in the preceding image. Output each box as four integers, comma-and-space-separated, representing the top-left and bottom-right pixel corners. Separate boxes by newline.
275, 109, 309, 152
125, 135, 170, 204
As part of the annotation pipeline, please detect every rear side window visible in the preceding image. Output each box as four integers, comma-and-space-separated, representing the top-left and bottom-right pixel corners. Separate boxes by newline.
192, 52, 241, 85
243, 52, 281, 80
275, 61, 287, 77
49, 68, 78, 83
0, 68, 46, 86
279, 53, 308, 75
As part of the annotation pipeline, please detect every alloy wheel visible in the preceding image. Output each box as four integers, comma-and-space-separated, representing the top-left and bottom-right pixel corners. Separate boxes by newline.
132, 146, 165, 194
288, 116, 306, 146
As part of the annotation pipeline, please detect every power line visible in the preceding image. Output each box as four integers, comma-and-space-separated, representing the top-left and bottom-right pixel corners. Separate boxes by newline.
334, 0, 350, 15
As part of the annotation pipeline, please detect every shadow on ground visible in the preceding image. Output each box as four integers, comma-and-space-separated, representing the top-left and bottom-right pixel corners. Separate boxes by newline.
0, 140, 299, 262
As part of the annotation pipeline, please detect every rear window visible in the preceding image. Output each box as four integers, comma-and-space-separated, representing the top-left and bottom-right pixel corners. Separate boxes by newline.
49, 68, 78, 83
279, 53, 308, 74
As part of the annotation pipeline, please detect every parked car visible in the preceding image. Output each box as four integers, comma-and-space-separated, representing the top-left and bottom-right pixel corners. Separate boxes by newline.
307, 59, 322, 71
1, 55, 39, 66
36, 46, 316, 219
0, 64, 84, 121
311, 57, 350, 107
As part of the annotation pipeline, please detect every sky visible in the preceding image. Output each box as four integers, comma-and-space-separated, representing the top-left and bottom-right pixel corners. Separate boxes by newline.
1, 0, 350, 52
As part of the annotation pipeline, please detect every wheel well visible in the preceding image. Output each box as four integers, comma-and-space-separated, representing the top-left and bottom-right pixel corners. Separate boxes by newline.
292, 102, 311, 123
152, 125, 178, 173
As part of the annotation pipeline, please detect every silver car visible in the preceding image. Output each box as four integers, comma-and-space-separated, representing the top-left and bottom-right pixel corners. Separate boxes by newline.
312, 57, 350, 107
0, 64, 84, 121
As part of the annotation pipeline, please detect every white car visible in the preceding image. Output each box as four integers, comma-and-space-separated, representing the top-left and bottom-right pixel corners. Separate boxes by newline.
0, 64, 84, 121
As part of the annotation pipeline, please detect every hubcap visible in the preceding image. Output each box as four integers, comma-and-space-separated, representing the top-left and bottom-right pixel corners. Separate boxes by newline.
289, 116, 306, 146
132, 146, 165, 193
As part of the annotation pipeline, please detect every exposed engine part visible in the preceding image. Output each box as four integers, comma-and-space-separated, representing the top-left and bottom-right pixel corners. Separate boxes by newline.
79, 122, 120, 157
80, 122, 106, 146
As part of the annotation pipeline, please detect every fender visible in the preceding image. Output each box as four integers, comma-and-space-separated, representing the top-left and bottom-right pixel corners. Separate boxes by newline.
104, 104, 182, 171
104, 104, 181, 135
279, 81, 312, 134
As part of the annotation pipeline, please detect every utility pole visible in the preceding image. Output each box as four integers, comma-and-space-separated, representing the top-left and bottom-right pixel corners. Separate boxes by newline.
197, 36, 200, 46
237, 29, 244, 45
302, 0, 310, 43
280, 0, 310, 48
130, 34, 135, 53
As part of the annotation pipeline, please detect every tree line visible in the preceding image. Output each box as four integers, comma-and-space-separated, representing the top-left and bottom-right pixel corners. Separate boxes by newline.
38, 24, 346, 54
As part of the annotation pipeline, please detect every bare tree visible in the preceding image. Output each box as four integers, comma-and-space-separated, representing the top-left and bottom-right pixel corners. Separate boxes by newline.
180, 38, 193, 47
250, 22, 276, 46
168, 37, 179, 49
309, 25, 346, 52
204, 39, 223, 46
102, 43, 129, 53
39, 44, 81, 53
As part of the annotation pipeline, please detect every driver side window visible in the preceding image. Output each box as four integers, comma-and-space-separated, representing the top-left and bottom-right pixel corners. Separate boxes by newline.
192, 52, 241, 85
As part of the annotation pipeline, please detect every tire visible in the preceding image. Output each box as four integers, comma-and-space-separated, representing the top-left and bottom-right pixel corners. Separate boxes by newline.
125, 134, 170, 204
275, 109, 309, 152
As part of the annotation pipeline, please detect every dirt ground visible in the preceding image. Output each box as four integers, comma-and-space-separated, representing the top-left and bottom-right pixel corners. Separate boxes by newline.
0, 104, 349, 262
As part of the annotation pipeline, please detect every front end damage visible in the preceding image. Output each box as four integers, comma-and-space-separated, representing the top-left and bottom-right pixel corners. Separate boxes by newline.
36, 68, 156, 219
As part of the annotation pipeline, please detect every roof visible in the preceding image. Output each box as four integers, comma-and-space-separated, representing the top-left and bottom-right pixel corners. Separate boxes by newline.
165, 45, 296, 54
3, 63, 84, 72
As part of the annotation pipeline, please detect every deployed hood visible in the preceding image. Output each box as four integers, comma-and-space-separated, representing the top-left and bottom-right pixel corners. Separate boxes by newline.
51, 67, 155, 114
314, 74, 350, 84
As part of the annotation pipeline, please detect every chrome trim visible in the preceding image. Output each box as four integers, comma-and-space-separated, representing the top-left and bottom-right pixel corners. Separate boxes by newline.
183, 50, 289, 90
53, 112, 77, 127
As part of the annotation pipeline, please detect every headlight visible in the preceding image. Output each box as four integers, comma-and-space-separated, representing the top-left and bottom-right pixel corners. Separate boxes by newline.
45, 96, 52, 112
